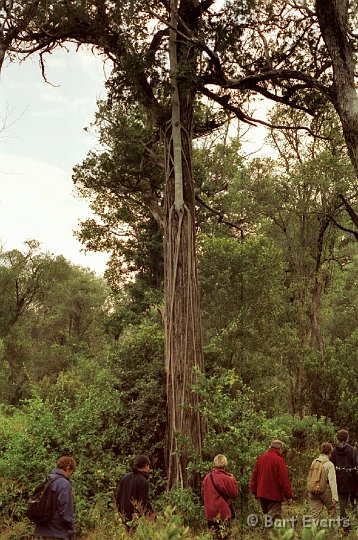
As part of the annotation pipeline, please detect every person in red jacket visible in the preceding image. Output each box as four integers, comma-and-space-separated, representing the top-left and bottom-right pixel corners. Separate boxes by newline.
250, 440, 293, 524
202, 454, 239, 539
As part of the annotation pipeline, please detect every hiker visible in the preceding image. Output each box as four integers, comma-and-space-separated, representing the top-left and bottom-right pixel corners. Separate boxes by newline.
250, 440, 293, 524
202, 454, 239, 539
116, 454, 153, 530
331, 429, 358, 530
33, 455, 76, 540
307, 442, 338, 522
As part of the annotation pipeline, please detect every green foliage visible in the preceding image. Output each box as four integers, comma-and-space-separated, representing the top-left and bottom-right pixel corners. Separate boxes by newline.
268, 525, 331, 540
304, 331, 358, 441
198, 233, 292, 414
78, 506, 212, 540
73, 98, 164, 295
106, 317, 166, 464
0, 243, 110, 404
269, 529, 296, 540
301, 528, 327, 540
0, 314, 165, 535
158, 488, 206, 531
140, 507, 190, 540
264, 415, 336, 498
191, 368, 269, 495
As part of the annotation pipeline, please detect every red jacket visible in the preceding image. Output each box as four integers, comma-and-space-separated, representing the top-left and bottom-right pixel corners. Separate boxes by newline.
202, 468, 239, 520
250, 448, 293, 502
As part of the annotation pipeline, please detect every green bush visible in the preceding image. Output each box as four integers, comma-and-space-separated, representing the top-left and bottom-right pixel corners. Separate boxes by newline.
263, 415, 336, 498
0, 318, 166, 537
191, 369, 270, 481
158, 487, 206, 531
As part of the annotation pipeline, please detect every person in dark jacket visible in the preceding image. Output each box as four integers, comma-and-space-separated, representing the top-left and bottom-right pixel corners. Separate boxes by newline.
331, 429, 358, 530
202, 454, 239, 539
250, 440, 293, 524
116, 455, 153, 529
34, 455, 76, 540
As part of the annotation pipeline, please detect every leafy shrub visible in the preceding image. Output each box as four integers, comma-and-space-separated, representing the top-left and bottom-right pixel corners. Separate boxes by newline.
0, 318, 166, 537
264, 415, 336, 498
158, 487, 206, 531
191, 369, 269, 482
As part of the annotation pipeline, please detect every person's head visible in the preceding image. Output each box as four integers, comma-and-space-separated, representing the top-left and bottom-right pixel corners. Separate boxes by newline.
213, 454, 228, 469
57, 455, 76, 478
271, 440, 285, 453
320, 442, 333, 456
337, 429, 349, 442
132, 455, 151, 473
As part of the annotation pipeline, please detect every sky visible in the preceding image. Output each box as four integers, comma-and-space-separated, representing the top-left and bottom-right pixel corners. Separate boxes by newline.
0, 45, 110, 275
0, 44, 271, 278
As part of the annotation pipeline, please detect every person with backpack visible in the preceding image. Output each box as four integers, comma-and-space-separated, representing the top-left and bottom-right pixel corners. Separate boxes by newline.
32, 455, 76, 540
116, 455, 153, 531
250, 440, 293, 524
331, 429, 358, 530
201, 454, 239, 539
307, 442, 338, 522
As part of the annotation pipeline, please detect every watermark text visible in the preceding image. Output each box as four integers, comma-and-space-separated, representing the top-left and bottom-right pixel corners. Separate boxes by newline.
246, 514, 350, 529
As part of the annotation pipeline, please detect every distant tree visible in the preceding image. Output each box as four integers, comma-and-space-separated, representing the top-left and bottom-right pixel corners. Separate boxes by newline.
0, 241, 109, 403
240, 112, 357, 413
198, 234, 292, 415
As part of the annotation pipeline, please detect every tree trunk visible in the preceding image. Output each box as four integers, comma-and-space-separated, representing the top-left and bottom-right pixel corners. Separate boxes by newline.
163, 133, 204, 489
164, 1, 204, 488
316, 0, 358, 177
308, 217, 330, 352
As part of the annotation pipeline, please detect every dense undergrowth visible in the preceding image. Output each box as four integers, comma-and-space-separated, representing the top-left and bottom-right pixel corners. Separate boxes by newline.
0, 369, 341, 539
2, 502, 358, 540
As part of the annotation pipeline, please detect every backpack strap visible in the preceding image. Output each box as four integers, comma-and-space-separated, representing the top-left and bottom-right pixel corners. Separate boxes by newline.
47, 474, 68, 486
210, 472, 229, 502
315, 458, 329, 482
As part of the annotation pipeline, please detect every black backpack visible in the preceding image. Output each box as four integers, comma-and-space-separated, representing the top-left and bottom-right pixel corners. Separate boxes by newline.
27, 475, 62, 523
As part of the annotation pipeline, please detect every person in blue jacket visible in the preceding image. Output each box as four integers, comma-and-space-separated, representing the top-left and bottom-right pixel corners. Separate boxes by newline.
34, 455, 76, 540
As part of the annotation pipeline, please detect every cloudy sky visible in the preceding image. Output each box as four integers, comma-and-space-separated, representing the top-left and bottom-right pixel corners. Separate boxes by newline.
0, 45, 271, 277
0, 45, 110, 275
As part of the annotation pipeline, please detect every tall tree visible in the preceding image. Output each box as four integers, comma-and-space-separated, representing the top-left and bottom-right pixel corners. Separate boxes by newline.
3, 0, 358, 486
315, 0, 358, 178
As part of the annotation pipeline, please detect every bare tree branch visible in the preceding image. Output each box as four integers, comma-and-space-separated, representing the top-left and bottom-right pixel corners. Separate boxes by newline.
338, 193, 358, 230
195, 194, 245, 235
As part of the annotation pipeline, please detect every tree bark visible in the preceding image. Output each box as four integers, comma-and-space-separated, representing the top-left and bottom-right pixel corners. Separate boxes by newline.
163, 188, 204, 488
164, 0, 204, 489
316, 0, 358, 177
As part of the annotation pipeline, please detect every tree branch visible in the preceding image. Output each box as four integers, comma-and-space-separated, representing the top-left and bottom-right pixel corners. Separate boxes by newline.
338, 194, 358, 230
193, 0, 216, 17
224, 70, 331, 97
330, 215, 358, 241
200, 86, 329, 138
195, 194, 245, 235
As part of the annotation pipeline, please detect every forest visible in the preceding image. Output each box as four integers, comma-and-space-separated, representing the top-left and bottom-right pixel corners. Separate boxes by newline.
0, 0, 358, 539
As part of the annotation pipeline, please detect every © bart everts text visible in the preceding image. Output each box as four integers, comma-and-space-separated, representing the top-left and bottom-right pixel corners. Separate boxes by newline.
246, 514, 351, 528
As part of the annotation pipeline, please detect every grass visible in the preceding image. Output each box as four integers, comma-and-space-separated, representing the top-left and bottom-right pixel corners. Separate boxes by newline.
2, 503, 358, 540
